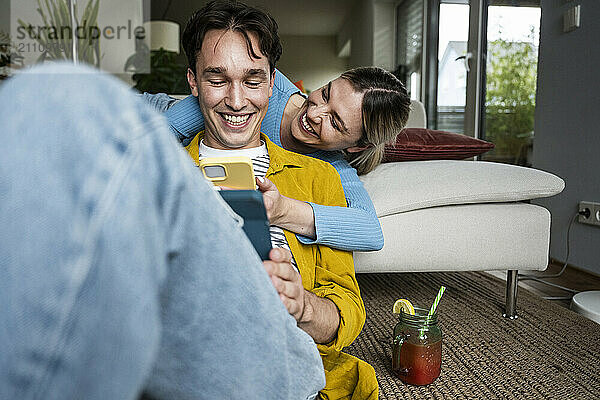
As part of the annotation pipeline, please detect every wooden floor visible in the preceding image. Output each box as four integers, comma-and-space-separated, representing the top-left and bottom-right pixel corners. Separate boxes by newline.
511, 259, 600, 308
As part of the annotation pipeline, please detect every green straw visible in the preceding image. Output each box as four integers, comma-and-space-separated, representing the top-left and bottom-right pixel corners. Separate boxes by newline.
428, 286, 446, 316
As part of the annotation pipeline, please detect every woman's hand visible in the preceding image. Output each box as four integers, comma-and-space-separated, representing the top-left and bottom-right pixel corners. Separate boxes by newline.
256, 176, 288, 226
256, 177, 317, 239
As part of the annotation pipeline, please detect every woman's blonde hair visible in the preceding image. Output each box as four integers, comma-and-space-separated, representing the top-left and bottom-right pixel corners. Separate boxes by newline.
340, 67, 411, 175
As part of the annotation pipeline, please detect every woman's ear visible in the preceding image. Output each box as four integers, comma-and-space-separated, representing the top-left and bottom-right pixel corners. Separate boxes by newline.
187, 68, 199, 97
346, 143, 373, 153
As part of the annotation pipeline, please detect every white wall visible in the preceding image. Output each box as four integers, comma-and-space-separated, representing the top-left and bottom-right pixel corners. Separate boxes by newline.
338, 0, 374, 68
278, 35, 348, 92
337, 0, 398, 70
532, 0, 600, 275
373, 0, 396, 71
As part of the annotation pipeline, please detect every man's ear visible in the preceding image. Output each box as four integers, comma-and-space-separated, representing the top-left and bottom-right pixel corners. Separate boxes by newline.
345, 143, 373, 153
187, 68, 199, 97
268, 69, 276, 98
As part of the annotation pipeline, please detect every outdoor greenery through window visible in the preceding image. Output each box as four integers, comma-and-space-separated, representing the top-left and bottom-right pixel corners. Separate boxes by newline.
436, 3, 540, 166
482, 6, 541, 166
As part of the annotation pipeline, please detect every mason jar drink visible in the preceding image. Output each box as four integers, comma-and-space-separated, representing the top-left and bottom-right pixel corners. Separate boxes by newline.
392, 307, 442, 385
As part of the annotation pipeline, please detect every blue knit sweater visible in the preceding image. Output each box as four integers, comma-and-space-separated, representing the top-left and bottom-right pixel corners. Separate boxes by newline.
141, 70, 383, 252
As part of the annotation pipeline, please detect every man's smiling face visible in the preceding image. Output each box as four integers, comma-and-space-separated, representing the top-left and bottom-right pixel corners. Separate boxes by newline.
187, 29, 274, 150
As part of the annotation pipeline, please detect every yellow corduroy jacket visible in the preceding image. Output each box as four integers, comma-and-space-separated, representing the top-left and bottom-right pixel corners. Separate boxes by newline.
185, 133, 378, 399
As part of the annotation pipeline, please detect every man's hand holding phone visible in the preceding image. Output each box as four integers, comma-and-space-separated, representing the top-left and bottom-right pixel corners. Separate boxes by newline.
263, 248, 339, 344
263, 248, 306, 321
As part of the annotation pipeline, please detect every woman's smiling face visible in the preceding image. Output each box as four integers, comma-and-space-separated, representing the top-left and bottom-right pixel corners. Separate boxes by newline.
289, 77, 366, 152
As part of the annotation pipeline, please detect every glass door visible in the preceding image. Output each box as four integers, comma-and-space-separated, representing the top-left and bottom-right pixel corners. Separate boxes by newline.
481, 3, 541, 166
425, 0, 540, 165
436, 1, 470, 133
430, 0, 484, 136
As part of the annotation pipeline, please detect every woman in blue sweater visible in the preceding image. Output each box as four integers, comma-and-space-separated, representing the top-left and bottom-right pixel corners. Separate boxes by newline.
144, 67, 410, 252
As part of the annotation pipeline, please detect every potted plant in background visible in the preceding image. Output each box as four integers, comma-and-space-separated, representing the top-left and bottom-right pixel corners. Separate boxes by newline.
17, 0, 100, 66
126, 20, 188, 94
129, 47, 188, 94
0, 31, 25, 80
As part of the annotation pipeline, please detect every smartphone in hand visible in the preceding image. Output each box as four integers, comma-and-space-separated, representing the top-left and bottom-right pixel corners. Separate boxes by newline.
199, 156, 271, 260
219, 190, 272, 260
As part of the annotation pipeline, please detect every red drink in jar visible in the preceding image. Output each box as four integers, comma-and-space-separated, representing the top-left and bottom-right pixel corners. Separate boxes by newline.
392, 340, 442, 385
392, 308, 442, 385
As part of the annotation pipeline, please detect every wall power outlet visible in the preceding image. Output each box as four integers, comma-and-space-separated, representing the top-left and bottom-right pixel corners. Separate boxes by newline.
578, 201, 600, 227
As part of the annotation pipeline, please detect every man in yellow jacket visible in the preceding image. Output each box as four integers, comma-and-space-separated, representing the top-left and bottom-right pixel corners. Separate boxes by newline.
188, 134, 377, 399
179, 2, 378, 398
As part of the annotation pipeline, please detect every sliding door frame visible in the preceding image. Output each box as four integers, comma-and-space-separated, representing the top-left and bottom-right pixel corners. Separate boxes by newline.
422, 0, 488, 138
422, 0, 439, 129
465, 0, 488, 140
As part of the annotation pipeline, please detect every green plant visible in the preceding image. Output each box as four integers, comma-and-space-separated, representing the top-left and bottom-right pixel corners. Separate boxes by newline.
18, 0, 100, 66
132, 48, 189, 94
1, 31, 25, 79
484, 28, 538, 161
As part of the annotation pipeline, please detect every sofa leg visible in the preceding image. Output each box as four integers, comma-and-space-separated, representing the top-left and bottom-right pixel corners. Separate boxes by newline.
503, 270, 518, 319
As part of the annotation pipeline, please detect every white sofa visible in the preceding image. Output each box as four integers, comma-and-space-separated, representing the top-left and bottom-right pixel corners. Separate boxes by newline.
353, 101, 565, 318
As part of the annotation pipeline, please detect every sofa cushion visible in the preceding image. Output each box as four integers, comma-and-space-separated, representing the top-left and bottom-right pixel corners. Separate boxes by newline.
360, 160, 565, 217
353, 203, 551, 273
383, 128, 494, 162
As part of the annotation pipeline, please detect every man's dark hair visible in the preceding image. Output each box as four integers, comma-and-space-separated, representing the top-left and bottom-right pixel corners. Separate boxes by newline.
182, 0, 282, 75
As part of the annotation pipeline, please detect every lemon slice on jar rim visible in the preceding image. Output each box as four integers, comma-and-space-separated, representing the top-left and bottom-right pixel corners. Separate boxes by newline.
392, 298, 415, 315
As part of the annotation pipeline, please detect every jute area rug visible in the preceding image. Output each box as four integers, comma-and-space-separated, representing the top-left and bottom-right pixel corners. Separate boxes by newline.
346, 272, 600, 399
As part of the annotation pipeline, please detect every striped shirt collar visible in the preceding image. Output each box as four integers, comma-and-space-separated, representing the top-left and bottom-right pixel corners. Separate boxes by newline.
193, 132, 305, 172
199, 139, 268, 159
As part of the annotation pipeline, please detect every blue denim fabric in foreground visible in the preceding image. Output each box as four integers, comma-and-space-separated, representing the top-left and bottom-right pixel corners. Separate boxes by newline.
0, 64, 324, 400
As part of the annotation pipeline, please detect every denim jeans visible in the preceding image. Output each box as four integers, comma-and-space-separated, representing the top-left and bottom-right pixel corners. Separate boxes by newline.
0, 63, 324, 400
